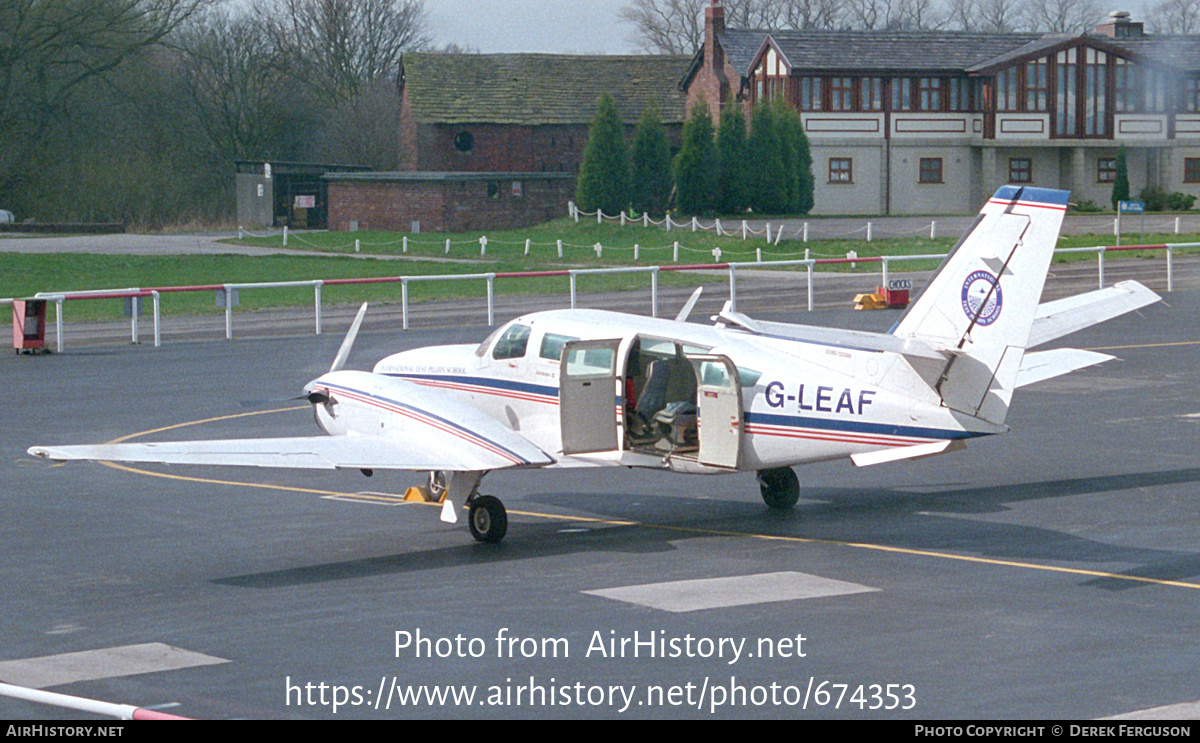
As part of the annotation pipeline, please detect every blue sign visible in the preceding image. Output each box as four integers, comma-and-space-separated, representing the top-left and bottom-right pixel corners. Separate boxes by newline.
1119, 200, 1145, 213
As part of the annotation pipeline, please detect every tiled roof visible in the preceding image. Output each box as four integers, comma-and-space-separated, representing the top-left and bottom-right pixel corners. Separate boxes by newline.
765, 31, 1043, 74
401, 53, 692, 126
719, 28, 1200, 76
1109, 36, 1200, 70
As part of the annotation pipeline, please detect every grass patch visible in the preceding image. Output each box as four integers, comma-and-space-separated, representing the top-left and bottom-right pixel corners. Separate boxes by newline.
5, 220, 1198, 321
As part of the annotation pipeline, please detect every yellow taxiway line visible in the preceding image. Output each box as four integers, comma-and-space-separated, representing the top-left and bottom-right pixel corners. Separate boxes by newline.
102, 406, 1200, 593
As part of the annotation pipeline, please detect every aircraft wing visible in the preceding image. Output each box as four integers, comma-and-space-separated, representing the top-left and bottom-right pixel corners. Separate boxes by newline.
29, 372, 556, 472
1027, 280, 1160, 348
28, 431, 549, 472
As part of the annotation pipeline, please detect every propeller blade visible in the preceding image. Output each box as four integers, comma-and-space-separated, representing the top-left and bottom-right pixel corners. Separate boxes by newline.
675, 287, 703, 322
329, 302, 368, 373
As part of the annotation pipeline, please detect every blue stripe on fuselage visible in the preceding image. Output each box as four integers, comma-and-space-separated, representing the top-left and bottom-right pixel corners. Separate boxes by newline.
745, 411, 986, 441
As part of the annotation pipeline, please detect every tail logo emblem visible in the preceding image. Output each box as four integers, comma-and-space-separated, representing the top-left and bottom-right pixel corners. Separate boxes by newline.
961, 270, 1003, 326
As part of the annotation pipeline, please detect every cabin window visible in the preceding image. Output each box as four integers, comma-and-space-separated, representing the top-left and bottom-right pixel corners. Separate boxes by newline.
492, 324, 531, 360
564, 346, 615, 377
737, 367, 763, 387
539, 333, 578, 361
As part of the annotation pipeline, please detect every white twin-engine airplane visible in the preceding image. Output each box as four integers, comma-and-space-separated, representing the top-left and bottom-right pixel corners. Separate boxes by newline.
30, 186, 1161, 543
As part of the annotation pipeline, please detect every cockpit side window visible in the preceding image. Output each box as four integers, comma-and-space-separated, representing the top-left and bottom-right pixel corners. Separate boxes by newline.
475, 325, 505, 357
492, 324, 532, 360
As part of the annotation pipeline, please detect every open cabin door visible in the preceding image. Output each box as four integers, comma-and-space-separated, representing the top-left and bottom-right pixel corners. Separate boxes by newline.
559, 339, 622, 455
687, 354, 743, 469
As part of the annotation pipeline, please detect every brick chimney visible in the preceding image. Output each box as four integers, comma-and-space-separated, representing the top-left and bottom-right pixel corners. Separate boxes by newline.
705, 1, 725, 69
1095, 10, 1144, 39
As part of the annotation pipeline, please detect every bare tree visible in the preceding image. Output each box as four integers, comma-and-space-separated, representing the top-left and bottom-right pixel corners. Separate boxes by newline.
0, 0, 211, 200
778, 0, 845, 29
1022, 0, 1100, 33
944, 0, 1028, 31
177, 8, 308, 164
1146, 0, 1200, 34
260, 0, 430, 104
620, 0, 707, 55
842, 0, 946, 29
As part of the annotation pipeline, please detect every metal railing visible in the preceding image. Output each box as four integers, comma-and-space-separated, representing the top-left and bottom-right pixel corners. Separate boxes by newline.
7, 242, 1194, 351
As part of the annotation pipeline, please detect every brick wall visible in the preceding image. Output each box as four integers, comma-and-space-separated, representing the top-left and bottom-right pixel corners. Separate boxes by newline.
327, 173, 576, 233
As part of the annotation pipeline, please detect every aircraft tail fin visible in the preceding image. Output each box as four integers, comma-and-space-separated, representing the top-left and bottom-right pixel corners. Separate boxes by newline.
892, 186, 1069, 425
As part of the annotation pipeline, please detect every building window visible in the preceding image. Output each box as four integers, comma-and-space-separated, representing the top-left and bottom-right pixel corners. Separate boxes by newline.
918, 78, 942, 111
1098, 158, 1117, 183
1115, 60, 1135, 113
1056, 47, 1078, 137
861, 77, 884, 111
1186, 158, 1200, 183
1025, 59, 1048, 111
753, 46, 788, 103
1009, 158, 1032, 183
919, 158, 943, 184
799, 77, 823, 111
892, 77, 912, 111
454, 130, 474, 152
830, 77, 854, 111
1084, 48, 1108, 136
948, 77, 972, 111
997, 68, 1019, 112
829, 158, 853, 183
1188, 78, 1200, 113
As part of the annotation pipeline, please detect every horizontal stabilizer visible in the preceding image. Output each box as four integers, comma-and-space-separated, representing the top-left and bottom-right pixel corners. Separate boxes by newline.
851, 439, 966, 467
1015, 348, 1114, 388
1028, 280, 1160, 348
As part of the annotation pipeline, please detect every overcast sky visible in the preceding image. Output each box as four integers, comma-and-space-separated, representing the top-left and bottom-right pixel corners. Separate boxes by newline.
424, 0, 640, 54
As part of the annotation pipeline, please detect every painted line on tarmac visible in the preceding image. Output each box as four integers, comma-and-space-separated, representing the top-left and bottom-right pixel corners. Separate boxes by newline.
102, 407, 1200, 593
1086, 340, 1200, 351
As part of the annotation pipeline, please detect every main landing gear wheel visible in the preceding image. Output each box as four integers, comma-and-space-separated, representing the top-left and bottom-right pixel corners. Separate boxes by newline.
757, 467, 800, 510
468, 495, 508, 543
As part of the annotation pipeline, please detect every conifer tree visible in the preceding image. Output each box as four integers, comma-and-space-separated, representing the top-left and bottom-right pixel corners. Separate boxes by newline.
716, 104, 750, 215
746, 102, 787, 214
630, 107, 672, 218
773, 101, 813, 215
674, 98, 718, 216
576, 92, 631, 215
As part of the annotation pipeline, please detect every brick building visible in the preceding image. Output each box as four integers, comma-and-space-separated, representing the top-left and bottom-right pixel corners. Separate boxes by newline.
397, 53, 691, 173
683, 1, 1200, 215
326, 53, 691, 232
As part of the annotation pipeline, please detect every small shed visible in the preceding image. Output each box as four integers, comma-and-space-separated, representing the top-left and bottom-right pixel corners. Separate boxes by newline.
235, 161, 370, 229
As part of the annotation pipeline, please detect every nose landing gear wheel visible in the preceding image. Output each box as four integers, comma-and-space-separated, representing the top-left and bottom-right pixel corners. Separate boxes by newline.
468, 495, 508, 543
757, 467, 800, 510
